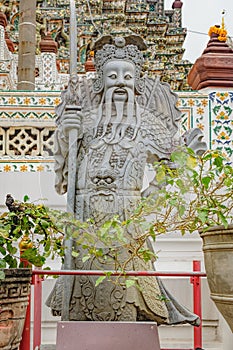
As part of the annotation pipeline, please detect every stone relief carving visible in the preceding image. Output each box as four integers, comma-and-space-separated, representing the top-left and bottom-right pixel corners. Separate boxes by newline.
46, 34, 206, 324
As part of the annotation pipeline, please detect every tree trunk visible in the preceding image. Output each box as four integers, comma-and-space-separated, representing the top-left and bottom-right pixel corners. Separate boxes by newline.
17, 0, 36, 90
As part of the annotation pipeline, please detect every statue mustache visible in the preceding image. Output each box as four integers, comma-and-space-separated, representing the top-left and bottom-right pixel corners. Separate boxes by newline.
95, 86, 136, 142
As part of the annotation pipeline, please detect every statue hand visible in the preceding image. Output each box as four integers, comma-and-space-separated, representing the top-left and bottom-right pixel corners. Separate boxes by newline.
61, 107, 83, 139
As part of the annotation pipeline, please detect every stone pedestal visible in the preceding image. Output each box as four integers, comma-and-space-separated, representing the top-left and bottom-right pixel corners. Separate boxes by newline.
56, 321, 160, 350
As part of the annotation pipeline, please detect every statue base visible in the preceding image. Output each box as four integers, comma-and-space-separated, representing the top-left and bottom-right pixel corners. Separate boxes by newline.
56, 321, 161, 350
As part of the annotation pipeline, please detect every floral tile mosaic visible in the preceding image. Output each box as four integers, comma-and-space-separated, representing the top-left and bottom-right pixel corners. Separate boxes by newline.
0, 92, 61, 108
178, 92, 209, 146
209, 92, 233, 160
0, 91, 232, 172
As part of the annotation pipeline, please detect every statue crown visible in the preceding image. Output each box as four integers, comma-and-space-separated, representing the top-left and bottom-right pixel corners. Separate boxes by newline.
94, 36, 145, 72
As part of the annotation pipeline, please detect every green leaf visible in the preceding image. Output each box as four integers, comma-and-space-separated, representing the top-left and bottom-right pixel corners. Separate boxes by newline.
40, 219, 50, 229
198, 210, 208, 224
202, 153, 213, 161
13, 226, 22, 236
125, 278, 136, 288
4, 254, 17, 268
0, 259, 7, 268
6, 241, 17, 255
178, 205, 186, 217
224, 177, 232, 187
202, 176, 211, 190
82, 255, 90, 263
95, 276, 106, 287
176, 179, 184, 189
21, 248, 45, 267
0, 270, 5, 280
218, 212, 228, 228
0, 246, 6, 256
155, 168, 166, 183
139, 248, 156, 262
44, 240, 51, 252
23, 195, 30, 203
213, 156, 223, 168
71, 251, 79, 258
171, 150, 187, 167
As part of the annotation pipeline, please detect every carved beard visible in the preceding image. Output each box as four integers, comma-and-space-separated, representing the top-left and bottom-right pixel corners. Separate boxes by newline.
95, 86, 140, 143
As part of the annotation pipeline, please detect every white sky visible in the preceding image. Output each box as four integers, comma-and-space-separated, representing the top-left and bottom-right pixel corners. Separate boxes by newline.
165, 0, 233, 63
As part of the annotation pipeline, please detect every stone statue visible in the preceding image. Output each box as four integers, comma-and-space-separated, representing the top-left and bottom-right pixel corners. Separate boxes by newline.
46, 35, 206, 324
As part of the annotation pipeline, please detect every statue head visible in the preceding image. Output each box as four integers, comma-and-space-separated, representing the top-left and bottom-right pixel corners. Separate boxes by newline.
92, 35, 146, 95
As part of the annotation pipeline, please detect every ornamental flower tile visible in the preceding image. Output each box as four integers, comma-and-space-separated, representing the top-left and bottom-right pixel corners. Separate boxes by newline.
39, 98, 47, 105
54, 98, 61, 106
3, 164, 11, 172
8, 97, 16, 105
187, 99, 195, 107
209, 92, 233, 160
37, 165, 45, 172
23, 97, 31, 105
20, 165, 28, 172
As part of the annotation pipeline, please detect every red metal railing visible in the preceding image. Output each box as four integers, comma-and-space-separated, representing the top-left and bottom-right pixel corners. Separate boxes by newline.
20, 260, 206, 350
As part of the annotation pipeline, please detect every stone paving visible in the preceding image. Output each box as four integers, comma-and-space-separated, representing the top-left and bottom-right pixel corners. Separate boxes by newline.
40, 346, 56, 350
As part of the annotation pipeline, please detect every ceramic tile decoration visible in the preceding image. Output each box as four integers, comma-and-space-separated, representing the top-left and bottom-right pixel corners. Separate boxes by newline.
209, 92, 233, 160
1, 90, 233, 171
0, 92, 58, 172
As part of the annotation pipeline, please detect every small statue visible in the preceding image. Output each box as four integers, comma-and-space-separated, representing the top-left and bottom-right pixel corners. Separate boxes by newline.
46, 34, 205, 324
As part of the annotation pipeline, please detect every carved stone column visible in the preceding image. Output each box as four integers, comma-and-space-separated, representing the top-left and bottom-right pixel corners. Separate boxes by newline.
17, 0, 37, 91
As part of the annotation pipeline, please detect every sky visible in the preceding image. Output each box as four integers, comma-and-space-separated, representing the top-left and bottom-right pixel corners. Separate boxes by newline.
165, 0, 233, 63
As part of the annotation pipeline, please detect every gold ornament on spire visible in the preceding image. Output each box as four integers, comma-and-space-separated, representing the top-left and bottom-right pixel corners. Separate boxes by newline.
208, 11, 227, 42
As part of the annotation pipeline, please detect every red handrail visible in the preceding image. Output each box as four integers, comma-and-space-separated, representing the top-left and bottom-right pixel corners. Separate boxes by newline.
22, 260, 205, 350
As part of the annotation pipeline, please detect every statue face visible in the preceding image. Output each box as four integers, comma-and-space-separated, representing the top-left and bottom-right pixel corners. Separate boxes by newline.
103, 60, 135, 102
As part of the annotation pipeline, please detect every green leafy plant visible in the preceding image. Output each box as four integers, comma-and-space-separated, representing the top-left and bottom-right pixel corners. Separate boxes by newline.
71, 148, 233, 260
0, 195, 65, 279
49, 148, 233, 286
148, 147, 233, 233
1, 148, 232, 285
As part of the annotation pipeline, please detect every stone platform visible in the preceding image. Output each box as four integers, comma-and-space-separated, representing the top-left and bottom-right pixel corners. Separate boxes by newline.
56, 321, 160, 350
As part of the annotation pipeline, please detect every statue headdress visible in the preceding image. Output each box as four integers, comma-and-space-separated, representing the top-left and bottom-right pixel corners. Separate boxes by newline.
92, 35, 147, 94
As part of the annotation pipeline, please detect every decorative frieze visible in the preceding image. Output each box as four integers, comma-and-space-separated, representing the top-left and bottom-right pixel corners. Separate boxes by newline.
0, 91, 233, 172
0, 92, 58, 172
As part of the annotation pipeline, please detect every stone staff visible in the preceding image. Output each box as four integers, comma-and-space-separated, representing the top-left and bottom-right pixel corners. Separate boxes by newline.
61, 0, 78, 321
